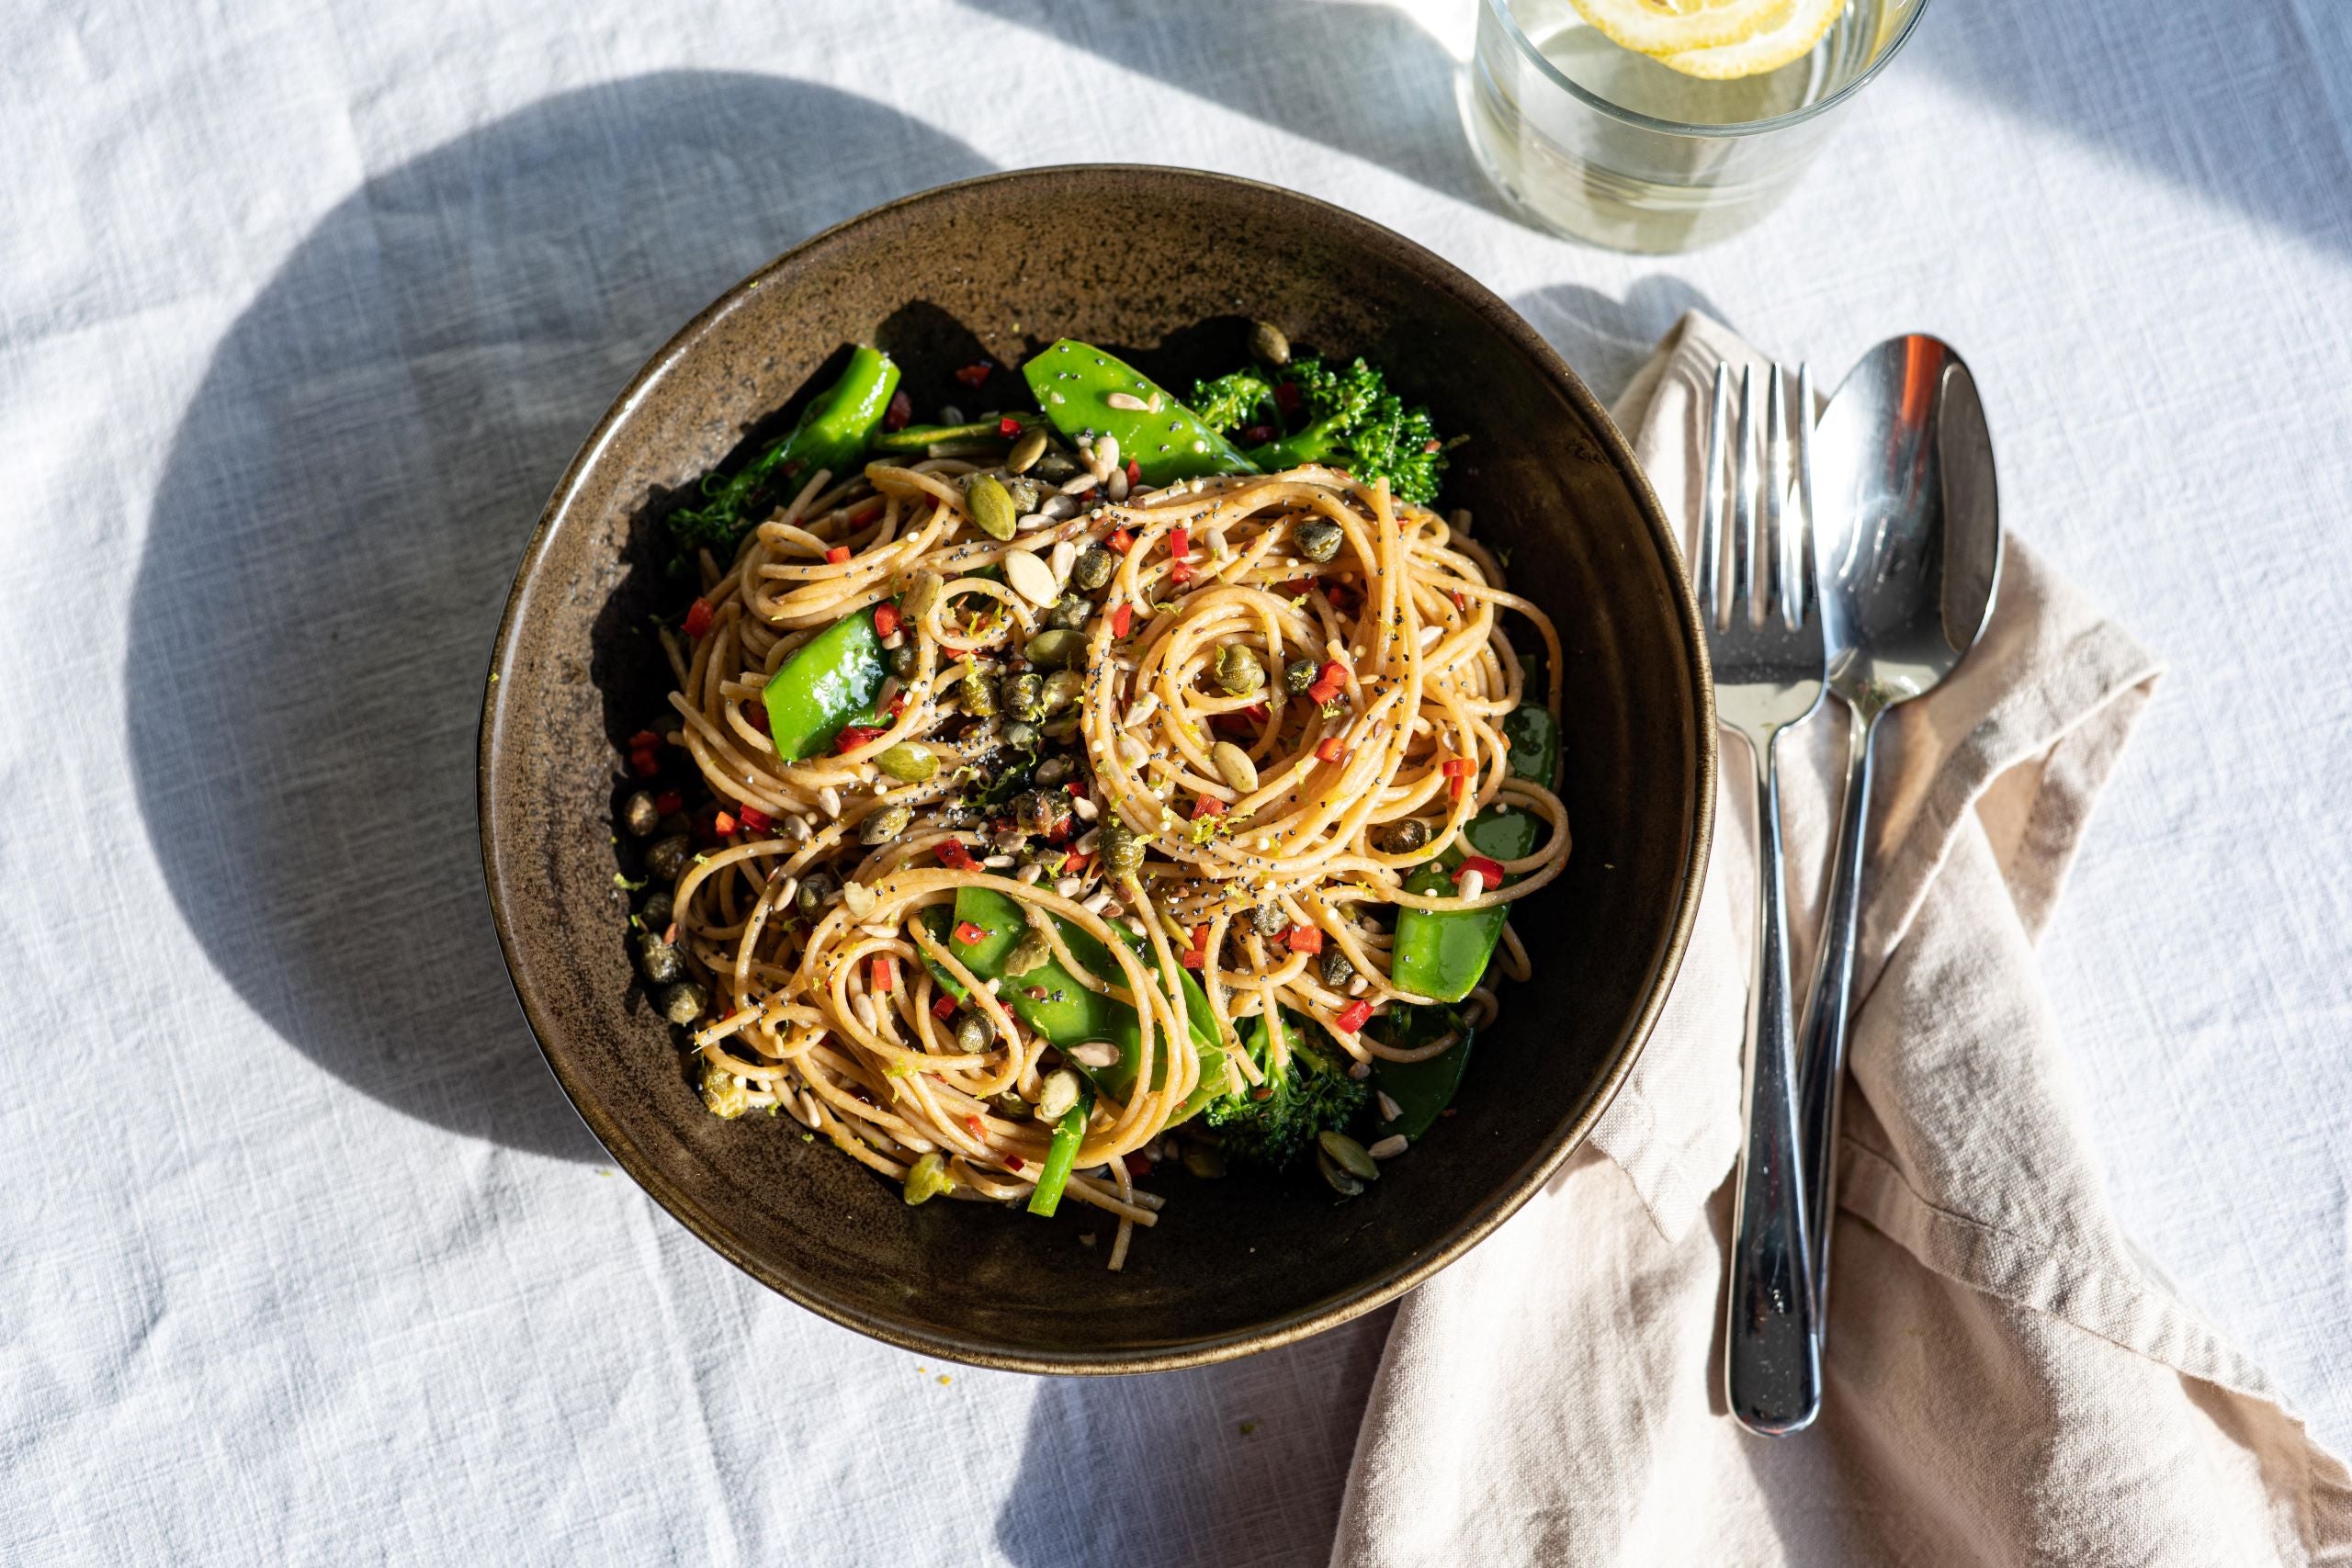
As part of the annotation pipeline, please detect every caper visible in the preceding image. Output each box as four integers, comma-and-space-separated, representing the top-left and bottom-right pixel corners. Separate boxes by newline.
901, 569, 945, 624
886, 642, 918, 680
1374, 818, 1430, 854
1296, 519, 1343, 562
1003, 671, 1045, 720
1249, 319, 1292, 367
1021, 790, 1072, 840
1030, 450, 1078, 481
1037, 1067, 1081, 1122
1025, 628, 1083, 670
901, 1151, 952, 1205
1040, 668, 1085, 716
1099, 819, 1145, 876
1319, 695, 1350, 720
1007, 426, 1049, 474
1069, 545, 1116, 592
1316, 1147, 1364, 1197
1318, 1129, 1380, 1181
622, 790, 661, 837
644, 834, 693, 882
1005, 929, 1053, 976
1250, 902, 1288, 936
965, 473, 1017, 541
859, 803, 915, 845
875, 742, 937, 783
1003, 476, 1043, 516
1319, 950, 1355, 988
1002, 719, 1040, 750
639, 888, 674, 929
795, 870, 838, 916
1283, 659, 1317, 694
1210, 740, 1260, 794
960, 670, 999, 717
1182, 1143, 1227, 1179
955, 1010, 993, 1054
1213, 644, 1266, 696
1034, 752, 1076, 788
1046, 592, 1092, 631
636, 931, 685, 986
991, 1089, 1029, 1117
656, 980, 707, 1026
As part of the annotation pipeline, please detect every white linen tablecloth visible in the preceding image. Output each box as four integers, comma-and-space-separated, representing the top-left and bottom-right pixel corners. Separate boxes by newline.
2, 2, 2346, 1562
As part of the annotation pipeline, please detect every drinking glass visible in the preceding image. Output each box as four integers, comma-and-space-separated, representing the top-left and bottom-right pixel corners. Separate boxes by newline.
1464, 0, 1932, 253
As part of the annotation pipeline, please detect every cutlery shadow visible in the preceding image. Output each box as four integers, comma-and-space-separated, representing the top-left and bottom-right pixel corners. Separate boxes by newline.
125, 72, 992, 1160
956, 0, 1509, 219
1510, 276, 1729, 407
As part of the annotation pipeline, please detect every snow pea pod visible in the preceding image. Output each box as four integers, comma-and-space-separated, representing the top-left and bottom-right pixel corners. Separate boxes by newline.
1368, 1005, 1474, 1140
926, 889, 1228, 1120
1025, 1080, 1093, 1218
760, 608, 888, 760
1021, 340, 1258, 485
870, 411, 1040, 454
1388, 704, 1561, 1003
672, 345, 899, 547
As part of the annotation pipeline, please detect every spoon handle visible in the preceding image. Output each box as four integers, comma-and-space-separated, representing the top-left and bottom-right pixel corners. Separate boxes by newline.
1798, 701, 1878, 1325
1724, 728, 1821, 1436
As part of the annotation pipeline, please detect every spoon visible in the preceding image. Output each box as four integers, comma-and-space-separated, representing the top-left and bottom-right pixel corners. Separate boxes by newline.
1798, 335, 2002, 1323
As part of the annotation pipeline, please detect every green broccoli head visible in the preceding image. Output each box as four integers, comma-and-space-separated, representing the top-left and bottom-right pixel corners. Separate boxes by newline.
1204, 1010, 1369, 1170
1187, 367, 1281, 433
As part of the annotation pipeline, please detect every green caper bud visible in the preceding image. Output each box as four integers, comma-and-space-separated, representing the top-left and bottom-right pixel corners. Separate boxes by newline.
1069, 545, 1116, 592
1316, 1147, 1364, 1197
1004, 929, 1053, 976
1047, 593, 1092, 631
960, 669, 999, 717
1031, 449, 1078, 481
622, 790, 661, 837
1375, 818, 1430, 855
859, 803, 915, 845
699, 1061, 748, 1118
886, 641, 918, 680
1003, 476, 1042, 516
900, 569, 945, 624
1296, 520, 1343, 562
1318, 1129, 1380, 1181
1007, 426, 1049, 474
794, 870, 838, 916
1001, 719, 1041, 750
990, 1089, 1029, 1116
1025, 628, 1083, 670
965, 473, 1017, 540
1283, 659, 1317, 694
656, 980, 707, 1026
953, 1010, 992, 1054
1003, 671, 1045, 720
1319, 695, 1350, 720
1249, 319, 1291, 367
636, 931, 685, 985
901, 1151, 952, 1205
875, 742, 937, 783
1033, 752, 1076, 788
1213, 644, 1266, 696
1319, 950, 1355, 987
1250, 902, 1288, 936
1023, 790, 1072, 839
644, 834, 693, 882
639, 888, 674, 929
1040, 668, 1085, 716
1099, 819, 1145, 876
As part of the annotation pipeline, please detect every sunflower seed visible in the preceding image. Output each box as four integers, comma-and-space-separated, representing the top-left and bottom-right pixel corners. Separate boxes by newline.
818, 785, 842, 818
1059, 472, 1099, 496
1104, 391, 1148, 412
1068, 1041, 1121, 1069
1003, 549, 1059, 607
1049, 539, 1078, 586
1210, 741, 1259, 794
1456, 869, 1486, 899
1055, 876, 1084, 898
1007, 427, 1049, 473
1375, 1089, 1404, 1122
1366, 1134, 1409, 1160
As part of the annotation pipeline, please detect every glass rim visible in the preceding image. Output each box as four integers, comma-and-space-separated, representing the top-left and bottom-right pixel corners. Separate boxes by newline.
1483, 0, 1935, 140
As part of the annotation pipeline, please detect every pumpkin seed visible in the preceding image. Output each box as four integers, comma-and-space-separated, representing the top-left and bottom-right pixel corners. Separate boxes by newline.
901, 1151, 952, 1205
1025, 627, 1083, 669
1210, 741, 1259, 794
875, 742, 937, 783
1318, 1129, 1380, 1180
1037, 1067, 1081, 1122
1316, 1147, 1364, 1197
1040, 669, 1085, 715
1004, 929, 1053, 976
1003, 548, 1059, 607
1296, 519, 1343, 562
859, 804, 913, 845
1249, 319, 1291, 367
1213, 644, 1265, 696
966, 473, 1017, 540
1007, 426, 1049, 473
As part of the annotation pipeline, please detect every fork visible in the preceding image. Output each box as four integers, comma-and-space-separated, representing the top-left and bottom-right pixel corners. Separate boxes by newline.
1698, 361, 1827, 1438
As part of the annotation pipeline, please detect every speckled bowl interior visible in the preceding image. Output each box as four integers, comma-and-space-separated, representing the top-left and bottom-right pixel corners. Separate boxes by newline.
480, 166, 1712, 1372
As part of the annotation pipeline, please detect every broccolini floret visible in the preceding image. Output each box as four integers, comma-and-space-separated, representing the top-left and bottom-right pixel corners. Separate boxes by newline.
1204, 1010, 1368, 1170
1189, 356, 1449, 506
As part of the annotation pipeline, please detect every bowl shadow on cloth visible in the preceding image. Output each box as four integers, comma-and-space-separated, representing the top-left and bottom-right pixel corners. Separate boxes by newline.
125, 72, 993, 1161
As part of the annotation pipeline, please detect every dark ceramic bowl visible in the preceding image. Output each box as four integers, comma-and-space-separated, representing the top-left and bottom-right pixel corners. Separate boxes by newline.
480, 166, 1712, 1372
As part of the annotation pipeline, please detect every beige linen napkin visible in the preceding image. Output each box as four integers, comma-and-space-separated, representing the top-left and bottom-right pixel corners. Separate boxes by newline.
1331, 314, 2352, 1566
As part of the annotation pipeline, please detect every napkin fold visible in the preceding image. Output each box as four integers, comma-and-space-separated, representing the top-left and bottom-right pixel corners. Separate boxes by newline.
1331, 314, 2352, 1566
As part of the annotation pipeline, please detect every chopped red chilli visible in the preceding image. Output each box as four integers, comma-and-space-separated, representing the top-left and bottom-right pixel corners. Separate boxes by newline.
870, 955, 896, 993
1192, 795, 1227, 820
1107, 527, 1135, 554
738, 806, 772, 834
882, 389, 912, 432
936, 839, 978, 872
1110, 603, 1133, 638
953, 361, 992, 388
1315, 737, 1348, 764
1335, 998, 1374, 1033
652, 790, 684, 815
998, 415, 1023, 437
1285, 923, 1323, 954
873, 602, 901, 637
954, 921, 986, 946
682, 598, 715, 638
1455, 856, 1506, 887
825, 545, 851, 565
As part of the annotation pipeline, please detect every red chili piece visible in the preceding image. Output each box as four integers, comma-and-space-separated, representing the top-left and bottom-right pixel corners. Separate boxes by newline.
1124, 457, 1140, 487
1273, 382, 1302, 415
937, 840, 978, 872
1306, 660, 1348, 705
882, 389, 912, 432
1455, 856, 1505, 887
953, 361, 992, 388
1107, 528, 1135, 554
1192, 795, 1227, 820
712, 811, 738, 836
825, 545, 851, 565
870, 956, 897, 994
932, 994, 958, 1021
738, 806, 772, 834
1125, 1153, 1152, 1178
873, 602, 901, 638
1239, 424, 1272, 445
628, 750, 660, 778
1335, 999, 1374, 1033
1285, 923, 1323, 955
954, 921, 987, 946
834, 725, 887, 753
1315, 737, 1348, 764
998, 415, 1023, 437
682, 598, 715, 638
652, 791, 683, 816
1110, 604, 1133, 638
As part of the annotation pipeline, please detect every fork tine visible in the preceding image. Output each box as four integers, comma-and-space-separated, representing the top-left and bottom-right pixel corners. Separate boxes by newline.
1698, 364, 1730, 627
1794, 364, 1817, 626
1764, 365, 1792, 628
1734, 365, 1759, 627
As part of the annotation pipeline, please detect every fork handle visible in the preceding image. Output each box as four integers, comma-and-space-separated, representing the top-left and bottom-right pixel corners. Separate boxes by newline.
1797, 700, 1879, 1337
1724, 727, 1822, 1436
